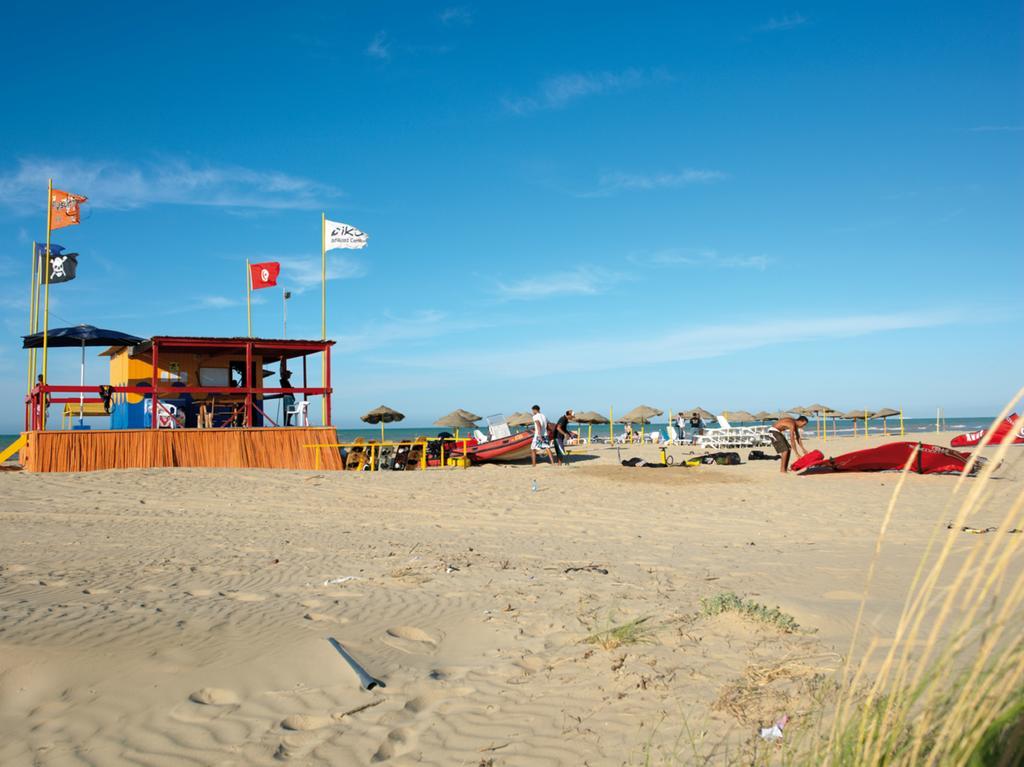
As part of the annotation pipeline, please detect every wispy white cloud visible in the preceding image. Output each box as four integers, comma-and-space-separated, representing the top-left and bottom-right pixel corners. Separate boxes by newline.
197, 295, 239, 309
579, 168, 727, 197
366, 31, 390, 59
439, 6, 473, 25
970, 125, 1023, 133
496, 266, 624, 301
280, 255, 366, 293
393, 309, 963, 378
333, 310, 473, 354
0, 157, 339, 212
641, 248, 770, 270
503, 69, 648, 114
760, 13, 808, 32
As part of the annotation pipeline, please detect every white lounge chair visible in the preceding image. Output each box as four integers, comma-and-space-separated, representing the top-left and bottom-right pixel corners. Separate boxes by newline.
695, 414, 772, 449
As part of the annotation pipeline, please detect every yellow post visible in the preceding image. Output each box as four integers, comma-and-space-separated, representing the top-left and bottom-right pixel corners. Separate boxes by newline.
320, 212, 326, 425
864, 410, 869, 438
900, 407, 905, 436
41, 179, 53, 430
27, 240, 38, 394
380, 421, 385, 443
245, 259, 252, 336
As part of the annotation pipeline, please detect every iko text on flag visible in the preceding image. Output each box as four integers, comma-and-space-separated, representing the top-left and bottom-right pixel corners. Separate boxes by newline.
249, 261, 280, 289
325, 219, 368, 250
50, 189, 88, 230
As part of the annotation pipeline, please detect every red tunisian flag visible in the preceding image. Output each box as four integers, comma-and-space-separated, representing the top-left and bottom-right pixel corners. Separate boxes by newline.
249, 261, 280, 290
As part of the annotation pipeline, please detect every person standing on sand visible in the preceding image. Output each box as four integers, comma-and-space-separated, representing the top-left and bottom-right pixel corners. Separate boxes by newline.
552, 409, 577, 465
768, 414, 809, 473
530, 405, 555, 466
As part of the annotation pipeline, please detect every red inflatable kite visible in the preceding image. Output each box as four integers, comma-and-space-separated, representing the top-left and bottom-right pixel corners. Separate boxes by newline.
792, 442, 983, 476
950, 413, 1024, 448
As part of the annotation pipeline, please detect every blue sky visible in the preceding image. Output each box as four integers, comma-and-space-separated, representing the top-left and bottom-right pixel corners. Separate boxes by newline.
0, 1, 1021, 430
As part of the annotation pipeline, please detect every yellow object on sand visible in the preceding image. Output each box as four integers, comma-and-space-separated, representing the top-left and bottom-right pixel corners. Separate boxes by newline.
0, 434, 27, 464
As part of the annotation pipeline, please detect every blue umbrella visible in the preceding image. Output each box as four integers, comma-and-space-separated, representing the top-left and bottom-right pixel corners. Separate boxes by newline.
22, 325, 145, 427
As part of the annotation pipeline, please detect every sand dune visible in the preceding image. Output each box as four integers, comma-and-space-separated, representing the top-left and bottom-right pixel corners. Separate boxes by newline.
0, 432, 1020, 765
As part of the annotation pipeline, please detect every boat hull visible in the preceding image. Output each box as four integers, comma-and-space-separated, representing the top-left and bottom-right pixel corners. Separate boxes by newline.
454, 430, 534, 463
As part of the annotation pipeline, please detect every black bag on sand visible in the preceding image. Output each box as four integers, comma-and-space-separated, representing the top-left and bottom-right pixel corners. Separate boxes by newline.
703, 452, 741, 466
748, 449, 780, 461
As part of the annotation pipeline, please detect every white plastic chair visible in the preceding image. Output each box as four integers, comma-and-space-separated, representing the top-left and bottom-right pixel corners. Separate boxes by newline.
144, 400, 179, 429
286, 400, 309, 426
473, 429, 489, 444
648, 430, 663, 444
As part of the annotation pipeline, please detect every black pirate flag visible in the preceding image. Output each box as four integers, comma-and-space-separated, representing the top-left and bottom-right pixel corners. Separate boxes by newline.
35, 243, 78, 284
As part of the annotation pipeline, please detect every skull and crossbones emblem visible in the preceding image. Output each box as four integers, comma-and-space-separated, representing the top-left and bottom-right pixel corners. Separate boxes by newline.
50, 255, 68, 279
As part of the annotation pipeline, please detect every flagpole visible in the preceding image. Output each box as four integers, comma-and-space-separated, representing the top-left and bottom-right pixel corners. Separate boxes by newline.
41, 179, 53, 430
27, 240, 39, 394
246, 259, 252, 337
321, 212, 326, 424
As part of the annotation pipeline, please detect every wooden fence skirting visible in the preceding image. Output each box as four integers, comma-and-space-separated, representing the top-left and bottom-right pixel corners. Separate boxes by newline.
21, 427, 343, 473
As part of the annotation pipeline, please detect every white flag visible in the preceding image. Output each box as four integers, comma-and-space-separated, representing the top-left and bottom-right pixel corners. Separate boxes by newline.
325, 219, 369, 250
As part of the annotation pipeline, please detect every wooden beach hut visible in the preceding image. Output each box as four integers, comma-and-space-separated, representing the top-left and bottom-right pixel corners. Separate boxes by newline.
21, 335, 341, 472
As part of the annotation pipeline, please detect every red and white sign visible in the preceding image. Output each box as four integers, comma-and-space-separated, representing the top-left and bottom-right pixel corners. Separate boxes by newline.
249, 261, 280, 290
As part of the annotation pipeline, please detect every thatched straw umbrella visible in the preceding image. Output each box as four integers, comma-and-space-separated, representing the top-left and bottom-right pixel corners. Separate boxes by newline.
754, 410, 785, 422
722, 409, 756, 424
821, 408, 844, 438
872, 407, 901, 436
433, 411, 478, 439
454, 409, 481, 422
506, 411, 534, 428
574, 411, 609, 444
620, 405, 663, 440
361, 405, 405, 442
682, 407, 715, 421
840, 409, 870, 437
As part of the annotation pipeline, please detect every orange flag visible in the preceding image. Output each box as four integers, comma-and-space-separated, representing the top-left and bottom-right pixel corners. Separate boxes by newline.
50, 189, 88, 230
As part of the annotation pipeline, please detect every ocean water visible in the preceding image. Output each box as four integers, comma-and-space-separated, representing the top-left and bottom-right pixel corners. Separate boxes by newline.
0, 417, 1002, 462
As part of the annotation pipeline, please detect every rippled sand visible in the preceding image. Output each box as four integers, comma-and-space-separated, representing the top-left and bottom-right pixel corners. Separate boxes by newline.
1, 432, 1019, 765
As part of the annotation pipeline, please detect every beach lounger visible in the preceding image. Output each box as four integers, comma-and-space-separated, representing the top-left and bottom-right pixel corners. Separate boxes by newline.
695, 414, 772, 450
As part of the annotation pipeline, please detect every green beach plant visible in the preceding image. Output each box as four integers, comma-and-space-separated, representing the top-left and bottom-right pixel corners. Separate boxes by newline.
700, 591, 801, 633
583, 615, 656, 651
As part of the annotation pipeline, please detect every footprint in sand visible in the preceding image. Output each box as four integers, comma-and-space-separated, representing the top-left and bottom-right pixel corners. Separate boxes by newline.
189, 687, 240, 705
220, 591, 267, 602
303, 612, 347, 625
382, 626, 434, 643
372, 727, 413, 762
274, 731, 327, 761
281, 713, 335, 731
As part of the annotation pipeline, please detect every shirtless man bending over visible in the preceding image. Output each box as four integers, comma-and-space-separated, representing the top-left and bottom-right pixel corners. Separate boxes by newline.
768, 415, 809, 473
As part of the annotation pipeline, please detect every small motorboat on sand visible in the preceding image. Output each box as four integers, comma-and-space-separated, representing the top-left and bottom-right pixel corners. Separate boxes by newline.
449, 414, 535, 463
451, 429, 534, 463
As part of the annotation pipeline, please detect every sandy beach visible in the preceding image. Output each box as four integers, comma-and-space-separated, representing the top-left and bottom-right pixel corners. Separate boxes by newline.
1, 431, 1020, 766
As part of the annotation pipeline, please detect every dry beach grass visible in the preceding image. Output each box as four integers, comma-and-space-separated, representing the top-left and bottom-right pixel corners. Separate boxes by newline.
0, 424, 1021, 765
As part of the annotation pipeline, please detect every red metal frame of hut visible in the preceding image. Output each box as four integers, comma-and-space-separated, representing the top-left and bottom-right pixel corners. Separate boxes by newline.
20, 336, 340, 472
25, 336, 334, 431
